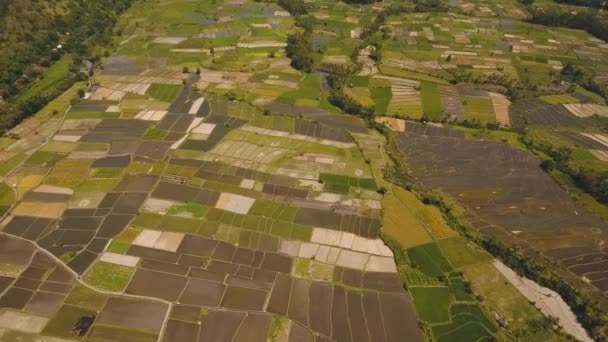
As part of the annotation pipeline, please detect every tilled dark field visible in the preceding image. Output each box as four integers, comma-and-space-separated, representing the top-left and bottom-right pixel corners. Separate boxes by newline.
396, 129, 608, 298
509, 99, 583, 128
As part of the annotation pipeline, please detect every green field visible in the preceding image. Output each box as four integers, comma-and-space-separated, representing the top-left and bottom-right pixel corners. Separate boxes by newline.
66, 111, 121, 119
438, 236, 490, 269
407, 242, 453, 277
15, 55, 73, 106
25, 151, 65, 167
65, 285, 108, 311
145, 84, 183, 102
43, 305, 97, 339
84, 262, 135, 292
539, 94, 579, 104
319, 173, 377, 193
410, 286, 452, 323
462, 97, 495, 123
421, 82, 443, 120
88, 325, 157, 342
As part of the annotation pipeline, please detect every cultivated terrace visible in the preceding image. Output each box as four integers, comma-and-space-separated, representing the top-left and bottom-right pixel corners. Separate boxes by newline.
0, 0, 607, 341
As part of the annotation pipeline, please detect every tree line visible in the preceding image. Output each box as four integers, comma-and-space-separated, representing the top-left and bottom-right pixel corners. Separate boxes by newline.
521, 133, 608, 204
525, 4, 608, 43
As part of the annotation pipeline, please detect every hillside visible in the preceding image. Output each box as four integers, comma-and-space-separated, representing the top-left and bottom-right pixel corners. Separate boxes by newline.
0, 0, 134, 130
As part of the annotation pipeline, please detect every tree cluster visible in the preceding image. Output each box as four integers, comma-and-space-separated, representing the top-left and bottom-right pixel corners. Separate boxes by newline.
286, 32, 314, 72
277, 0, 308, 16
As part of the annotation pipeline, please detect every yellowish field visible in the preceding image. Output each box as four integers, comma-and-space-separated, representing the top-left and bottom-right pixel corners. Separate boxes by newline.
12, 202, 66, 219
345, 87, 374, 107
382, 187, 434, 248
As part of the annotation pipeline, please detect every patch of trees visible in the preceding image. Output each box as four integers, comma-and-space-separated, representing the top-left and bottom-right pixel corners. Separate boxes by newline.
561, 63, 607, 99
527, 6, 608, 42
328, 91, 375, 119
318, 63, 375, 119
277, 0, 308, 16
286, 32, 314, 72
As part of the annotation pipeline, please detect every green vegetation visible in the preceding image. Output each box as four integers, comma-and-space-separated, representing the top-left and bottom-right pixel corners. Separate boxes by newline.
142, 128, 169, 140
145, 84, 182, 102
88, 325, 157, 342
84, 261, 135, 292
286, 32, 314, 73
66, 111, 121, 119
5, 0, 608, 340
107, 240, 131, 254
25, 151, 64, 167
410, 287, 452, 323
65, 285, 108, 310
539, 94, 579, 104
438, 236, 490, 268
0, 0, 135, 132
421, 82, 443, 120
91, 168, 124, 179
319, 173, 377, 193
43, 305, 97, 339
462, 97, 495, 123
0, 154, 27, 176
407, 242, 453, 277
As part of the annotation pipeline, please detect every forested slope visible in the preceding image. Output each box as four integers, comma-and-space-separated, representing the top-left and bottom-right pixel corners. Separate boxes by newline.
0, 0, 133, 131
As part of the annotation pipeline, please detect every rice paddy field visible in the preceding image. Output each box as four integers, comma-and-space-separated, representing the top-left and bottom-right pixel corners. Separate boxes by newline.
2, 0, 608, 340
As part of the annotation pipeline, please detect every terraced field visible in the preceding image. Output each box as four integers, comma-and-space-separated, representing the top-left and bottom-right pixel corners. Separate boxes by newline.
3, 0, 608, 340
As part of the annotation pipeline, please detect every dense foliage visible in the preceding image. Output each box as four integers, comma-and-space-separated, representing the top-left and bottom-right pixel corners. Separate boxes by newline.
0, 0, 133, 132
286, 32, 314, 72
527, 5, 608, 42
277, 0, 308, 16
